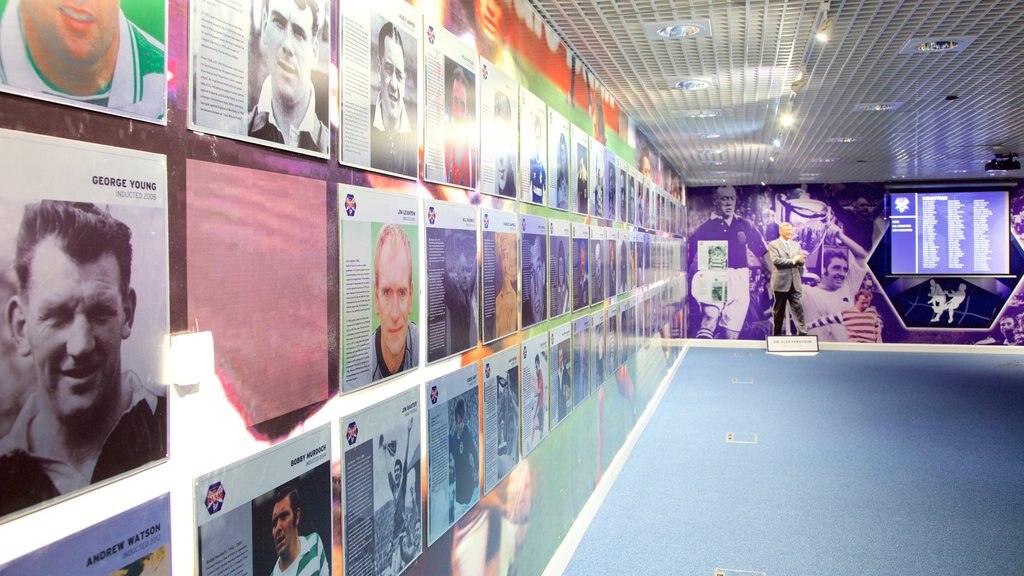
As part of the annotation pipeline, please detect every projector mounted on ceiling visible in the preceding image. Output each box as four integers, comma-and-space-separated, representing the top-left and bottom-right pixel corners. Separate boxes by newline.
985, 152, 1020, 173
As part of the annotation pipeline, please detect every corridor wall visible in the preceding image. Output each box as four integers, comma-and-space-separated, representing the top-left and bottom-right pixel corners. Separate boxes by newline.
0, 0, 687, 574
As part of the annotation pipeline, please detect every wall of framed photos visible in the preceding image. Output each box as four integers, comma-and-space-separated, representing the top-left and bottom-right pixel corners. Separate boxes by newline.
0, 0, 687, 574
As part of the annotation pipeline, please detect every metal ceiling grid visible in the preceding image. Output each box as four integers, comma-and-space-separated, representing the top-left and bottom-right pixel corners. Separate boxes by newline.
528, 0, 1024, 186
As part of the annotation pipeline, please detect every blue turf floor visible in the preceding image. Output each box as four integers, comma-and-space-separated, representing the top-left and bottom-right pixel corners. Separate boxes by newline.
565, 348, 1024, 575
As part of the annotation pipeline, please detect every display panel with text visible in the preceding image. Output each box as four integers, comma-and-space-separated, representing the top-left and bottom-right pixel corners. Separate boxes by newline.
889, 189, 1011, 276
340, 0, 421, 179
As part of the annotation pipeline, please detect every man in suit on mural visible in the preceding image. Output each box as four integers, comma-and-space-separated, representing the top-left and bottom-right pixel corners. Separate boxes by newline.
767, 222, 807, 336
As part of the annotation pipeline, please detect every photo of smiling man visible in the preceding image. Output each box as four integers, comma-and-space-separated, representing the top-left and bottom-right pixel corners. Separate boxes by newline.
0, 0, 167, 121
369, 14, 417, 178
0, 131, 168, 521
0, 201, 167, 518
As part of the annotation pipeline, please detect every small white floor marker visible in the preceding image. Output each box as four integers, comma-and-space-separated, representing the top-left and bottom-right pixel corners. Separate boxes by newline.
725, 432, 758, 444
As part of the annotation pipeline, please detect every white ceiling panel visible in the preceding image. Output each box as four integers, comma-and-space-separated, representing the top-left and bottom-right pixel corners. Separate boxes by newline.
528, 0, 1024, 186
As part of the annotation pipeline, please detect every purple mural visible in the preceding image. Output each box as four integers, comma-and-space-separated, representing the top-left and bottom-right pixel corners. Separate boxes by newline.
687, 182, 1024, 345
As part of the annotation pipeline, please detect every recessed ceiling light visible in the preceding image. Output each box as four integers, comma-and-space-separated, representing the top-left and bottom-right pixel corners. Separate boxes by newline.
701, 149, 725, 155
917, 40, 959, 52
812, 158, 838, 164
703, 160, 725, 166
684, 110, 722, 119
703, 133, 721, 139
948, 169, 968, 174
827, 136, 859, 143
771, 137, 782, 148
899, 36, 976, 55
674, 79, 712, 91
779, 113, 796, 127
643, 19, 713, 40
658, 25, 702, 38
853, 102, 902, 112
799, 174, 821, 181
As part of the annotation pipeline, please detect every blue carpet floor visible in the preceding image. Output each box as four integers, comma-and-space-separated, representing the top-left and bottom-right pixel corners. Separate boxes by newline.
565, 348, 1024, 575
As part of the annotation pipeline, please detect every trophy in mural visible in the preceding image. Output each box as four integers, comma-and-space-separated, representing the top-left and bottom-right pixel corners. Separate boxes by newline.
775, 192, 833, 259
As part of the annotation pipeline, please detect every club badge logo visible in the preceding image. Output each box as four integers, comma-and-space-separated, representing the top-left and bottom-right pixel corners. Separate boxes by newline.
346, 422, 359, 446
344, 193, 357, 217
427, 25, 435, 44
430, 386, 439, 404
894, 196, 911, 213
205, 482, 226, 515
483, 213, 489, 229
485, 363, 491, 378
482, 64, 489, 79
428, 206, 436, 224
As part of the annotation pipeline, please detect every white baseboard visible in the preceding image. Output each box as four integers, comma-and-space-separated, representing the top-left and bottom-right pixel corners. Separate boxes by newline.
687, 336, 1024, 356
542, 342, 690, 576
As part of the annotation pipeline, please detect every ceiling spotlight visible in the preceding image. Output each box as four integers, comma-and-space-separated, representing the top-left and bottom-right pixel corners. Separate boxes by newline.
771, 137, 782, 148
916, 40, 959, 52
816, 16, 834, 42
779, 113, 796, 127
675, 79, 711, 91
703, 133, 722, 139
985, 152, 1020, 173
644, 19, 713, 40
657, 24, 703, 38
853, 102, 902, 112
790, 77, 808, 93
899, 36, 975, 55
686, 110, 722, 119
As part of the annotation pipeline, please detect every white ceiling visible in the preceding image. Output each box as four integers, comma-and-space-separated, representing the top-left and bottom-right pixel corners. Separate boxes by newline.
528, 0, 1024, 187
